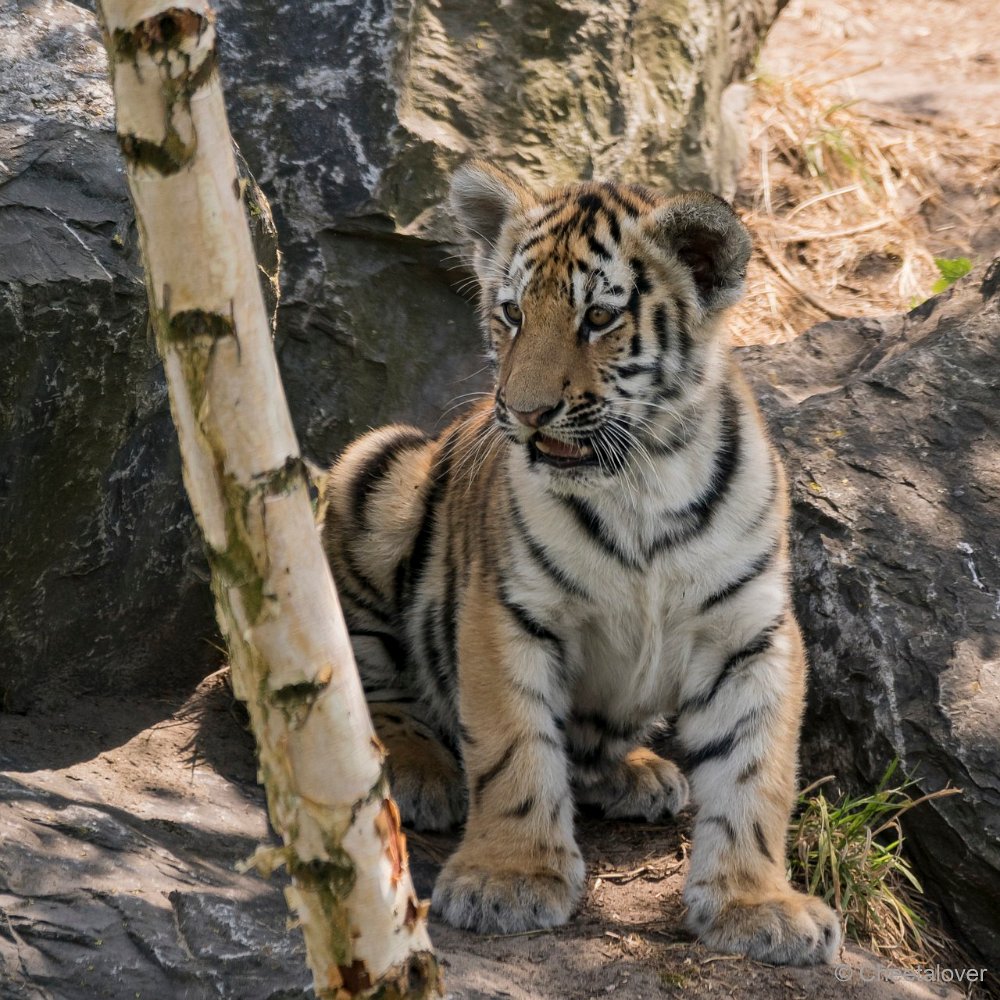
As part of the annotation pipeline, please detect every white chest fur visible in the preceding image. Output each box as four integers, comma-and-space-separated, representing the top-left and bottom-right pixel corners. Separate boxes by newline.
503, 388, 785, 725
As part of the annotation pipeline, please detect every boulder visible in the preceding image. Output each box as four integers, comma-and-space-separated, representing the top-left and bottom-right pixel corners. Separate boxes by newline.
1, 0, 786, 708
741, 263, 1000, 974
213, 0, 789, 461
0, 0, 278, 710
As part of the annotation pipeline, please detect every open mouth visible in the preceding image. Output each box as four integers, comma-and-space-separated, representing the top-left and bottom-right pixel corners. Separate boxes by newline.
528, 432, 597, 469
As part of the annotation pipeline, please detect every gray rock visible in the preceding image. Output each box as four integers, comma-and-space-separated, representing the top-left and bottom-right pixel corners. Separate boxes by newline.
741, 263, 1000, 974
212, 0, 789, 463
0, 679, 312, 1000
0, 0, 278, 711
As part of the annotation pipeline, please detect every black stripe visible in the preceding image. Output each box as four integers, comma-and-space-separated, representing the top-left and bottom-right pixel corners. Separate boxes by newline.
349, 628, 406, 672
686, 388, 742, 520
625, 184, 658, 208
420, 602, 452, 702
392, 561, 407, 607
509, 496, 590, 600
652, 303, 670, 354
442, 527, 460, 682
536, 731, 562, 750
516, 205, 566, 253
503, 796, 536, 819
559, 495, 642, 571
570, 740, 612, 768
621, 258, 650, 336
630, 257, 652, 295
475, 741, 516, 804
587, 233, 611, 260
512, 680, 552, 709
336, 572, 392, 625
738, 759, 762, 784
534, 201, 568, 226
646, 388, 742, 558
745, 463, 780, 535
518, 230, 548, 255
645, 418, 701, 458
669, 295, 693, 369
405, 429, 457, 595
570, 710, 644, 742
701, 814, 737, 843
600, 182, 641, 219
499, 588, 564, 658
700, 546, 776, 612
350, 429, 427, 526
677, 618, 782, 717
604, 208, 622, 245
753, 820, 774, 862
577, 192, 604, 215
615, 361, 658, 380
684, 730, 739, 769
682, 709, 758, 770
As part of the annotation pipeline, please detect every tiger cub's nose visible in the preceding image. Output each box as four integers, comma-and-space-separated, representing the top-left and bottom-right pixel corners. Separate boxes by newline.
510, 402, 563, 428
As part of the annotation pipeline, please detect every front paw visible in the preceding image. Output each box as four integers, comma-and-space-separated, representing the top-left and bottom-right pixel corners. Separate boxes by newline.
431, 847, 585, 934
685, 886, 841, 965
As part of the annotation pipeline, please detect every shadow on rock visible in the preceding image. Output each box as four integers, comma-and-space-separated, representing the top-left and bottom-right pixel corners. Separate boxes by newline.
742, 260, 1000, 979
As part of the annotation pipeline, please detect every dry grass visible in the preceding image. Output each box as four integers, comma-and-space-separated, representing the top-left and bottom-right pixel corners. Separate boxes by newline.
790, 761, 962, 968
731, 68, 1000, 345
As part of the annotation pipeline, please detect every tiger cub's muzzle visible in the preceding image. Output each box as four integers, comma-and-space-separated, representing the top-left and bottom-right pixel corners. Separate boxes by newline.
495, 393, 600, 469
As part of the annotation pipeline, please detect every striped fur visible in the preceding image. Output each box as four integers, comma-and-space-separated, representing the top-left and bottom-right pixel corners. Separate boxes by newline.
322, 160, 841, 964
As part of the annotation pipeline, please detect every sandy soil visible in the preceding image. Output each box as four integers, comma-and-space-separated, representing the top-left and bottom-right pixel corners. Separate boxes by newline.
758, 0, 999, 132
730, 0, 1000, 344
0, 675, 970, 1000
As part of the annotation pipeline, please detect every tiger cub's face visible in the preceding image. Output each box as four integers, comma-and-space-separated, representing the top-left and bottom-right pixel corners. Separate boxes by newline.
450, 161, 752, 488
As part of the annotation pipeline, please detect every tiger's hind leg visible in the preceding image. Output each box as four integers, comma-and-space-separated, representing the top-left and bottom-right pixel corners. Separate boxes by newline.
569, 714, 689, 822
348, 623, 466, 832
322, 425, 465, 829
370, 701, 467, 832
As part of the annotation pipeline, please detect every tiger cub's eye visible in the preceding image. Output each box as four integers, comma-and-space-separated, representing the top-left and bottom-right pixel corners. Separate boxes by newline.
501, 301, 523, 326
585, 305, 616, 329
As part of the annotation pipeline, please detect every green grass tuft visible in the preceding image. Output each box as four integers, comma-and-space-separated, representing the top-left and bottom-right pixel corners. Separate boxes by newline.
789, 759, 960, 963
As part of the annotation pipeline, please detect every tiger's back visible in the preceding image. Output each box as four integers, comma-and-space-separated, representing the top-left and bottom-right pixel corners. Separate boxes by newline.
321, 161, 841, 965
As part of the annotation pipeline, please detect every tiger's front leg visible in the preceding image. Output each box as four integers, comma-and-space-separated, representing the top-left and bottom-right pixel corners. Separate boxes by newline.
430, 575, 585, 933
676, 617, 842, 965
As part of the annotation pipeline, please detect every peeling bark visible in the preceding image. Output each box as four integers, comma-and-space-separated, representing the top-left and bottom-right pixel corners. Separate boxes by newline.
95, 0, 442, 995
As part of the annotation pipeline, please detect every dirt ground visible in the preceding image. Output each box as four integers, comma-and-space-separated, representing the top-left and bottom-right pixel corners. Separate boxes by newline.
0, 675, 969, 1000
730, 0, 1000, 344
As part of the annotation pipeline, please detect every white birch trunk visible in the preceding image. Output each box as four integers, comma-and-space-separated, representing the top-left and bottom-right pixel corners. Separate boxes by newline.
95, 2, 441, 996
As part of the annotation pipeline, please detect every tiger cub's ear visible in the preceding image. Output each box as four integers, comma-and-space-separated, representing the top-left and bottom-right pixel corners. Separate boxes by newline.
646, 192, 752, 314
450, 159, 538, 255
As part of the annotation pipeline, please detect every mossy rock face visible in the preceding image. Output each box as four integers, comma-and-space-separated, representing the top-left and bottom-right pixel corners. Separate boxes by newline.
214, 0, 783, 462
0, 0, 278, 709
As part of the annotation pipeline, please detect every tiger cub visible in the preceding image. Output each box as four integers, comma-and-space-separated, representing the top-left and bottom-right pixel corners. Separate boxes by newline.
322, 160, 841, 965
